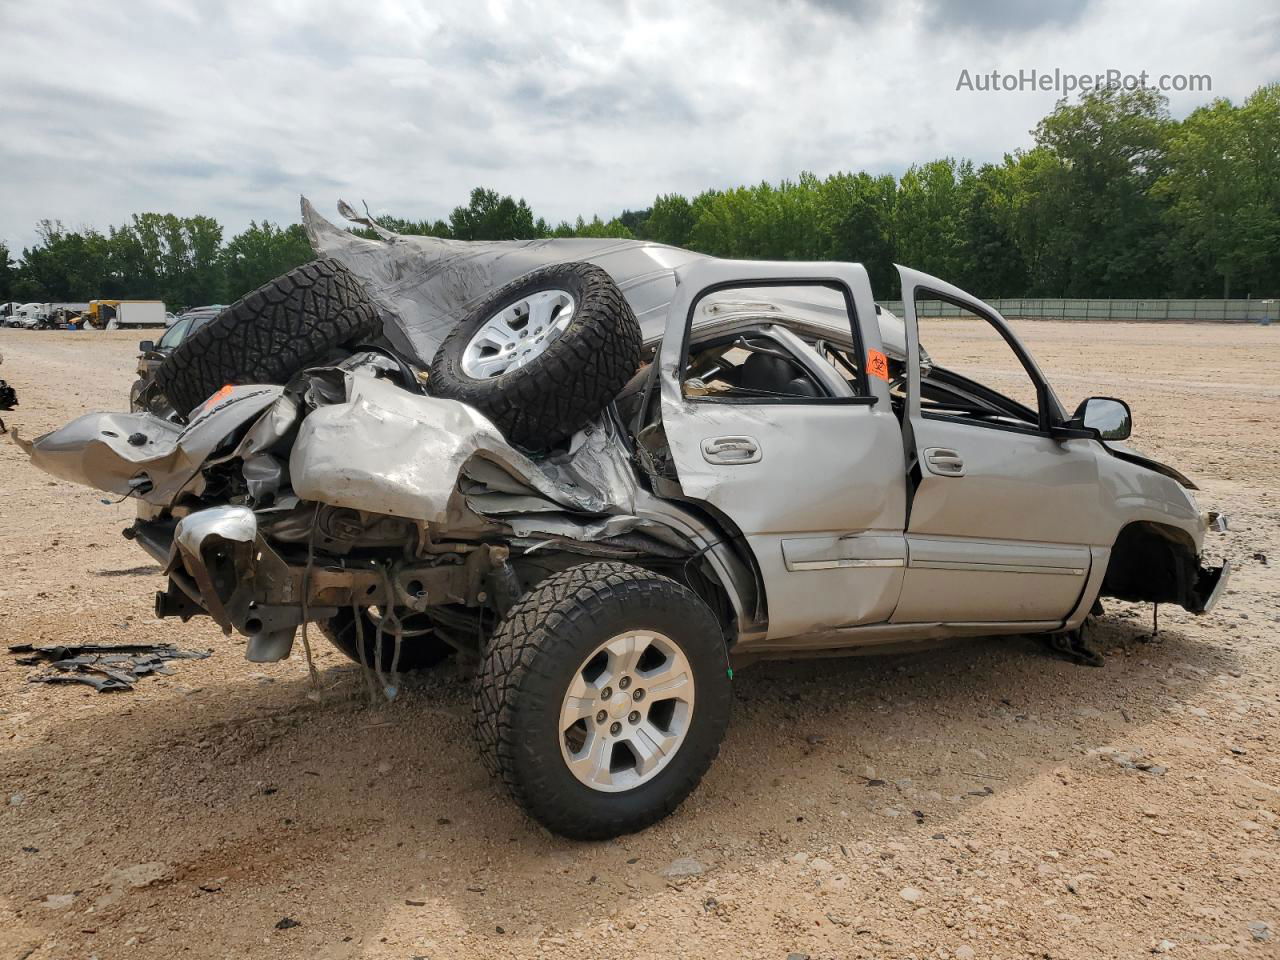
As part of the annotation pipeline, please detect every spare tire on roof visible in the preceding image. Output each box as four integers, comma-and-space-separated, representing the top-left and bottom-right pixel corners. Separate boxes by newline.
427, 262, 642, 451
153, 258, 382, 417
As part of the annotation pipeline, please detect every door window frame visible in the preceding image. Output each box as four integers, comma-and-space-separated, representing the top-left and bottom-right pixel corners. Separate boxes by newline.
911, 287, 1054, 435
679, 278, 877, 407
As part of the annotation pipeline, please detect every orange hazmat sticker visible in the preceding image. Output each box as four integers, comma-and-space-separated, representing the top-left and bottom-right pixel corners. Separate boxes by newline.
866, 348, 889, 381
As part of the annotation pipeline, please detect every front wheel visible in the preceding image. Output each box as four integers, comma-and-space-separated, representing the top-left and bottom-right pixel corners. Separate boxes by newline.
473, 562, 731, 840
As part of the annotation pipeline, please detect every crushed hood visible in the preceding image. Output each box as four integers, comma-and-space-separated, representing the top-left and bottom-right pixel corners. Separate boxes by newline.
301, 197, 910, 367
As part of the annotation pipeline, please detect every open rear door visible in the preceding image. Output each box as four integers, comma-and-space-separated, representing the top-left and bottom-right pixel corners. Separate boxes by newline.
657, 259, 908, 642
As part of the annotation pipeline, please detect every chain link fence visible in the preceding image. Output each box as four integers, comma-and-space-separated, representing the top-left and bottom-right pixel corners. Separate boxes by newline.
882, 298, 1278, 323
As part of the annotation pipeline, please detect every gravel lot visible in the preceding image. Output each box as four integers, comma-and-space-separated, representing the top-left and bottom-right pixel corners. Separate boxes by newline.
1, 323, 1277, 960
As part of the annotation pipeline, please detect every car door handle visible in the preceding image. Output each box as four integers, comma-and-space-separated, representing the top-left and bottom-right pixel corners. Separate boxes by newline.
924, 447, 965, 477
701, 435, 762, 465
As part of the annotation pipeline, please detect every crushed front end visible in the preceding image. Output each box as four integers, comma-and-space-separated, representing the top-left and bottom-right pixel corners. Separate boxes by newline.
20, 351, 690, 665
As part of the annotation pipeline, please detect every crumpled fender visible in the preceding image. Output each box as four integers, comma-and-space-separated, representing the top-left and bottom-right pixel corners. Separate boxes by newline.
16, 410, 186, 496
289, 371, 601, 524
17, 386, 283, 504
1103, 441, 1199, 490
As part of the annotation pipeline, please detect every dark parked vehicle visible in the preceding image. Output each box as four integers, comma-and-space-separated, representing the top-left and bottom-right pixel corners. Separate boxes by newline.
129, 307, 223, 411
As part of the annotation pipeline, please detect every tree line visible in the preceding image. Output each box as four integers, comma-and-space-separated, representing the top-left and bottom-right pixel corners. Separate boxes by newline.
3, 83, 1277, 310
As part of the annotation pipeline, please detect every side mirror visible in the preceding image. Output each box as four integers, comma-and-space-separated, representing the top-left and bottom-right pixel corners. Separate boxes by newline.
139, 340, 155, 352
1075, 396, 1132, 441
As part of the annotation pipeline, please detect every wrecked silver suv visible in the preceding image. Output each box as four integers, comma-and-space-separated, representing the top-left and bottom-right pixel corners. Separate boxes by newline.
20, 202, 1229, 840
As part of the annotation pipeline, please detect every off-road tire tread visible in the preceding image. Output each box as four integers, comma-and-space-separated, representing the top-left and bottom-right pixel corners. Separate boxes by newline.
474, 561, 729, 840
154, 258, 382, 416
428, 263, 642, 450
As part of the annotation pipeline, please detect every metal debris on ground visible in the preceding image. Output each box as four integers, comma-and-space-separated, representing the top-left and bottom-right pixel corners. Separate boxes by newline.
8, 642, 211, 692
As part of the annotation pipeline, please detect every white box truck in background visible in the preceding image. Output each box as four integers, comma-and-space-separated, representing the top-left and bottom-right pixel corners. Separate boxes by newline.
100, 300, 167, 329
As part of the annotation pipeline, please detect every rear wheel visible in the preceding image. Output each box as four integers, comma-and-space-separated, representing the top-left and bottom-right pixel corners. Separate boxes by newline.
320, 607, 452, 672
474, 562, 731, 839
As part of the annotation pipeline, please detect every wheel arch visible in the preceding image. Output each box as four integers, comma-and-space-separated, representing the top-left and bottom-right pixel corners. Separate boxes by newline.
629, 492, 768, 646
1098, 519, 1202, 608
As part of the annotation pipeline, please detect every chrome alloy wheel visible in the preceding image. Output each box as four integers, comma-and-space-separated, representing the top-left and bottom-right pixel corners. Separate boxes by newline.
460, 289, 575, 379
558, 631, 695, 793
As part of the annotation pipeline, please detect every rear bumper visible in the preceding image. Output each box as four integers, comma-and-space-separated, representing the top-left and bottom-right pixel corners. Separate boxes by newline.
147, 506, 348, 639
137, 505, 510, 650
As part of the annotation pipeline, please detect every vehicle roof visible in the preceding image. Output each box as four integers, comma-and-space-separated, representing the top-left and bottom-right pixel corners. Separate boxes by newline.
301, 197, 909, 367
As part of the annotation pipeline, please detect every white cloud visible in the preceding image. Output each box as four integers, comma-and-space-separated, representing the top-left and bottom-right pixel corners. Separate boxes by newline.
1, 0, 1277, 252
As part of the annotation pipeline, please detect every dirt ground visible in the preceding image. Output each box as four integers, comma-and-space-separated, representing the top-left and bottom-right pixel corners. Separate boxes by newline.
1, 323, 1277, 960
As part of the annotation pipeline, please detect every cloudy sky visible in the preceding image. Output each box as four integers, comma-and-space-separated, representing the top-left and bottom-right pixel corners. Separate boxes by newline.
2, 0, 1277, 252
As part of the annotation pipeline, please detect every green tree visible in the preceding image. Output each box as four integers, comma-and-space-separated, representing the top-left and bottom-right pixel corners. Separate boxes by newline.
221, 221, 315, 300
689, 175, 826, 260
817, 172, 897, 294
1157, 84, 1280, 297
568, 215, 636, 239
1023, 87, 1173, 296
642, 193, 695, 247
170, 214, 225, 307
617, 208, 651, 236
894, 159, 966, 279
998, 146, 1066, 295
0, 242, 13, 300
12, 221, 114, 300
449, 188, 544, 240
105, 213, 226, 308
953, 161, 1028, 296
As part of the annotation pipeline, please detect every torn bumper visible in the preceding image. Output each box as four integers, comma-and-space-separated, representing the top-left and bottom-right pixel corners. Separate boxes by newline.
1188, 560, 1230, 614
146, 503, 516, 658
1189, 510, 1229, 613
158, 505, 365, 639
16, 410, 186, 497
